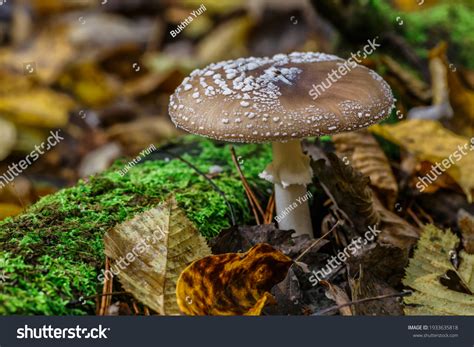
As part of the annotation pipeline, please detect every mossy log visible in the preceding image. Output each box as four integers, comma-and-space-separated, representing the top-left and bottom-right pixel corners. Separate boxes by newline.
0, 136, 272, 315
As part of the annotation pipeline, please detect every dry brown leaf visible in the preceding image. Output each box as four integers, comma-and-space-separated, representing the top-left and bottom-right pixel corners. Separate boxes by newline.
176, 243, 292, 316
57, 62, 121, 107
333, 130, 398, 208
370, 119, 474, 202
380, 55, 431, 103
374, 196, 420, 250
104, 197, 211, 315
0, 25, 76, 84
321, 281, 352, 316
350, 267, 404, 315
458, 209, 474, 254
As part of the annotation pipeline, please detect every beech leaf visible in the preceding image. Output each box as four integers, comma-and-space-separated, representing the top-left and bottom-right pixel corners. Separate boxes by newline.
402, 224, 474, 315
104, 197, 211, 315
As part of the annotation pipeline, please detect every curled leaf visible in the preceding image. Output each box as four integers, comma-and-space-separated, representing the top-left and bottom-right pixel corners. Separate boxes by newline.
176, 243, 292, 315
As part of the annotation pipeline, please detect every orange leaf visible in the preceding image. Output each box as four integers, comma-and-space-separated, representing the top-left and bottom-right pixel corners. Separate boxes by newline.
176, 243, 292, 316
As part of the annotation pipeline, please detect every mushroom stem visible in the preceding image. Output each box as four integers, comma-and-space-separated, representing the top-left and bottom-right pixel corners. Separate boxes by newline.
270, 140, 313, 237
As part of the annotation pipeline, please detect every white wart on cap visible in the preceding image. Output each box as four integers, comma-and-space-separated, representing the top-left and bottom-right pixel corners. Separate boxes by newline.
169, 52, 394, 143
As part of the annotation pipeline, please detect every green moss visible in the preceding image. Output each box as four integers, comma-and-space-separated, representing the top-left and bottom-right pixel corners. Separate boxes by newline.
369, 0, 474, 69
404, 4, 474, 68
0, 136, 272, 315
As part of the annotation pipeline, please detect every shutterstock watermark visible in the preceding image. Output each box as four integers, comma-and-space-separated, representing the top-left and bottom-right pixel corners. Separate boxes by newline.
309, 37, 381, 100
416, 137, 474, 192
0, 130, 64, 191
17, 325, 110, 339
98, 222, 167, 283
309, 224, 382, 286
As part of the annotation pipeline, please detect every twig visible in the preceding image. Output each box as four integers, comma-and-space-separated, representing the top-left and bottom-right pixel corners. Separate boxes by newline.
229, 145, 265, 223
312, 291, 412, 316
264, 192, 275, 224
98, 257, 111, 316
414, 204, 434, 225
132, 301, 140, 315
294, 221, 340, 263
158, 148, 236, 226
407, 208, 424, 228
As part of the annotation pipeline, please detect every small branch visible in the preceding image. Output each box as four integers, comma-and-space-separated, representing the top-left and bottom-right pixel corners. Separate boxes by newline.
264, 192, 275, 224
312, 291, 412, 316
294, 221, 340, 263
229, 145, 265, 224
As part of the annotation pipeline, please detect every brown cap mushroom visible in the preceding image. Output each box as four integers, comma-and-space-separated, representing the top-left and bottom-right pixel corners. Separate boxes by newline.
169, 52, 394, 237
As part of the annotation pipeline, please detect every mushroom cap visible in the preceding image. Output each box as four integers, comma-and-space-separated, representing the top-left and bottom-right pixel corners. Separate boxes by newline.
169, 52, 394, 143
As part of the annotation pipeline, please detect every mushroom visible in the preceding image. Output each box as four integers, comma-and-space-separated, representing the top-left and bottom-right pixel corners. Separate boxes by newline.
168, 52, 394, 237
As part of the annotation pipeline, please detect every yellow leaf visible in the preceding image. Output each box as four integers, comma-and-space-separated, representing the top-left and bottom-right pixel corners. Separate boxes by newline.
197, 16, 253, 65
181, 0, 246, 14
176, 243, 292, 316
0, 89, 74, 128
58, 63, 120, 107
104, 197, 211, 315
0, 203, 23, 221
370, 120, 474, 202
0, 118, 16, 160
403, 224, 474, 315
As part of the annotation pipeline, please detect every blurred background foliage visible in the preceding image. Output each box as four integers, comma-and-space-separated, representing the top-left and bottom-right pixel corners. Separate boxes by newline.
0, 0, 473, 220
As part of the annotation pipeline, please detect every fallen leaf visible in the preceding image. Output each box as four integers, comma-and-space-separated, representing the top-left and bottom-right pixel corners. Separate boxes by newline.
104, 197, 211, 315
321, 281, 352, 316
181, 0, 246, 14
349, 267, 404, 316
403, 224, 474, 315
458, 209, 474, 254
333, 130, 398, 208
106, 117, 182, 155
311, 149, 419, 249
370, 119, 474, 202
311, 152, 380, 235
0, 118, 16, 161
210, 224, 328, 261
429, 42, 474, 137
197, 16, 253, 65
380, 55, 431, 103
0, 24, 76, 84
78, 142, 122, 177
176, 243, 292, 315
58, 62, 121, 107
0, 89, 75, 128
373, 196, 420, 250
0, 203, 23, 220
348, 242, 410, 288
